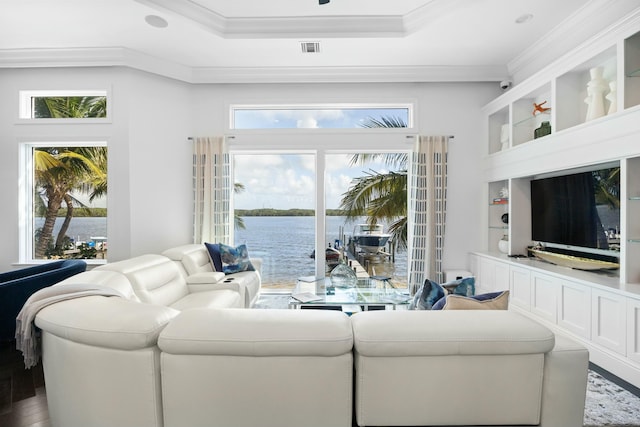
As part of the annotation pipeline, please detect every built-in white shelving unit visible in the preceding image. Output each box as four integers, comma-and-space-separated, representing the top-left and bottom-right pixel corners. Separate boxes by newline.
476, 13, 640, 389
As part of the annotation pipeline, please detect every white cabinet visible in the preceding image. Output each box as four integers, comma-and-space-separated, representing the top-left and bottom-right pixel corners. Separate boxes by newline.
471, 252, 640, 388
530, 272, 559, 324
592, 289, 627, 355
473, 255, 509, 294
627, 297, 640, 364
558, 280, 592, 339
509, 265, 531, 310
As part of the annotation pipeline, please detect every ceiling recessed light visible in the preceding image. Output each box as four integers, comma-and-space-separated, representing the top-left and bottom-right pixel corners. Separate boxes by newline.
145, 15, 168, 28
515, 13, 534, 24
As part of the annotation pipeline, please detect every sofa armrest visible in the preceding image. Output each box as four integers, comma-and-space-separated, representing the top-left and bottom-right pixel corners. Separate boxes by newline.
539, 333, 589, 427
186, 272, 225, 285
36, 296, 179, 350
186, 277, 245, 303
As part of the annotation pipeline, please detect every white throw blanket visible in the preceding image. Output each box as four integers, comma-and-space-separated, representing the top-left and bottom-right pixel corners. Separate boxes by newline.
15, 283, 125, 368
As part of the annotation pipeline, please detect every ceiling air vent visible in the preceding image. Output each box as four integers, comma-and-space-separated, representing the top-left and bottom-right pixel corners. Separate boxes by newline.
301, 42, 321, 53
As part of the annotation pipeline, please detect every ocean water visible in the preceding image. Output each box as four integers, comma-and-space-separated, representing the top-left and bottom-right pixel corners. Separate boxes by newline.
235, 216, 407, 288
34, 217, 107, 244
34, 216, 407, 288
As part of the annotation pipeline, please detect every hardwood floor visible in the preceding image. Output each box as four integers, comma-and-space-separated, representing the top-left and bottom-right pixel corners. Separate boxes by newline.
0, 341, 50, 427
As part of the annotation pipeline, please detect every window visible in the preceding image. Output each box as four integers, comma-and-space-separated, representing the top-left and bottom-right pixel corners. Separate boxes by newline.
231, 105, 411, 129
19, 90, 109, 121
20, 142, 108, 263
230, 139, 410, 292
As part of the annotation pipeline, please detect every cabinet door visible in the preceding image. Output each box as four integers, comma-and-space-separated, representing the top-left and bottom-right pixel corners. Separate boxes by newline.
592, 289, 626, 355
530, 272, 559, 324
509, 266, 531, 310
558, 280, 591, 339
628, 298, 640, 363
476, 257, 509, 294
494, 262, 510, 292
477, 257, 495, 294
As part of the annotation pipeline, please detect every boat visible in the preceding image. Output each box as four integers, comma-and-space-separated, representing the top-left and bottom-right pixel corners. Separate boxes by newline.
352, 224, 391, 254
310, 246, 341, 262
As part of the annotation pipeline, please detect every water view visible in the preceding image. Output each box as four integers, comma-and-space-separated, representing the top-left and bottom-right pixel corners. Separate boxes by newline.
235, 216, 408, 290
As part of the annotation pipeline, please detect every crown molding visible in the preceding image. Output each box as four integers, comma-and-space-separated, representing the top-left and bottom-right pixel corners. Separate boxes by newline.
0, 47, 194, 82
0, 47, 507, 84
190, 64, 508, 84
134, 0, 460, 39
507, 0, 640, 83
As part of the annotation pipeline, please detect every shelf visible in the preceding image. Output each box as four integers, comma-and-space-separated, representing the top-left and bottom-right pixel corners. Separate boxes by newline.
489, 226, 508, 230
628, 68, 640, 78
629, 196, 640, 201
513, 112, 551, 127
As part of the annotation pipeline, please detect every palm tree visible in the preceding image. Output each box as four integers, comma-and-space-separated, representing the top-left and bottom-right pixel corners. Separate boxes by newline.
234, 183, 246, 230
33, 147, 107, 258
339, 116, 409, 248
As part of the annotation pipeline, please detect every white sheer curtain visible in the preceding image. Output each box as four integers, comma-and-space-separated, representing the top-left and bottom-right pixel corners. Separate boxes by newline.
192, 136, 231, 244
408, 135, 449, 294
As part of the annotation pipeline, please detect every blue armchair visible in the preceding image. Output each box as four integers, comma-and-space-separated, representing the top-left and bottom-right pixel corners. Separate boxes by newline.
0, 260, 87, 341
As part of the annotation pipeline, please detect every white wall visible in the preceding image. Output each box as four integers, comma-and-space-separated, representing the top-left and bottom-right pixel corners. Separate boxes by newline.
0, 68, 498, 274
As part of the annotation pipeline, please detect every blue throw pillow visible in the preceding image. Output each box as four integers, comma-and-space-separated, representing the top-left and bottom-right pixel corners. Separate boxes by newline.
218, 243, 255, 274
448, 276, 475, 297
204, 242, 223, 272
409, 279, 445, 310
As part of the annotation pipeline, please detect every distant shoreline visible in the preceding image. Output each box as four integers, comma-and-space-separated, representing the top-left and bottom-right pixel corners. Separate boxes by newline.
236, 208, 346, 217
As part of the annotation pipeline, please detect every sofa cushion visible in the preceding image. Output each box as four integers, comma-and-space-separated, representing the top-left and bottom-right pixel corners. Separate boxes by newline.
351, 310, 554, 357
96, 254, 189, 306
159, 308, 353, 357
54, 270, 140, 302
441, 290, 509, 310
163, 244, 215, 275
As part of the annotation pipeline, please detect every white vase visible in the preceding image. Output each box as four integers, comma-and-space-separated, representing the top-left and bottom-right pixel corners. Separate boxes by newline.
498, 236, 509, 254
606, 81, 617, 115
584, 67, 608, 121
500, 124, 510, 150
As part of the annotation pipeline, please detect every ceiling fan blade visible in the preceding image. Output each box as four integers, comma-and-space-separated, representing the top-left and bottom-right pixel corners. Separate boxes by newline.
319, 0, 330, 4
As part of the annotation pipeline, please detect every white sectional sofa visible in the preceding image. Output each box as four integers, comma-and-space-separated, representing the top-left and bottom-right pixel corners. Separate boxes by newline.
29, 247, 589, 427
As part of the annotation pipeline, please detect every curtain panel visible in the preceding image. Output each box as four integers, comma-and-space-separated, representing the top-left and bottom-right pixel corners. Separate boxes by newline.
192, 137, 231, 245
408, 135, 449, 294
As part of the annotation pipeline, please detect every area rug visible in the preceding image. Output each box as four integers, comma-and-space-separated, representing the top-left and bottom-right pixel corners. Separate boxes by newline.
254, 294, 640, 427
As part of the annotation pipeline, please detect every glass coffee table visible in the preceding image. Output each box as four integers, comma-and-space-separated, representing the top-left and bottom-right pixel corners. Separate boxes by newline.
289, 276, 411, 311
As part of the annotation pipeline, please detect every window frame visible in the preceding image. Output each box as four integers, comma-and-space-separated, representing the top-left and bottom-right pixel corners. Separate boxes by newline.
18, 140, 108, 265
18, 89, 111, 123
226, 131, 415, 285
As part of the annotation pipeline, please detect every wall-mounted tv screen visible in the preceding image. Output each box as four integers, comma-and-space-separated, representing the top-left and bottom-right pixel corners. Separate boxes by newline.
530, 165, 620, 258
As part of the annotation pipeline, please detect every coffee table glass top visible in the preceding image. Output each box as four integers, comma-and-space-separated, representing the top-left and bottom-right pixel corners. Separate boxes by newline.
290, 277, 411, 307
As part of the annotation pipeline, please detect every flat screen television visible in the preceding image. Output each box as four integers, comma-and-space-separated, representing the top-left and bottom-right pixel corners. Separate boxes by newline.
530, 164, 620, 261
